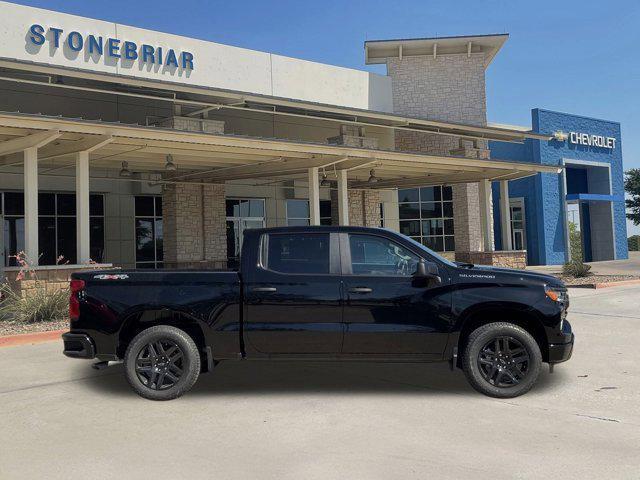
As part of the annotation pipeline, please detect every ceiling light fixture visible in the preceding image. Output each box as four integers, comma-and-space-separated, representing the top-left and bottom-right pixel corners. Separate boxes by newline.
320, 172, 330, 187
165, 154, 177, 171
367, 169, 378, 184
119, 161, 132, 177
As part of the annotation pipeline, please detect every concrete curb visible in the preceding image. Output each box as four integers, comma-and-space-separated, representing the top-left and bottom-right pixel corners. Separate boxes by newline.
567, 279, 640, 289
0, 329, 66, 348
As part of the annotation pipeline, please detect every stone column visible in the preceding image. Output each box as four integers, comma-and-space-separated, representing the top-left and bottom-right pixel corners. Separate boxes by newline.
163, 182, 227, 269
386, 53, 491, 259
203, 184, 227, 265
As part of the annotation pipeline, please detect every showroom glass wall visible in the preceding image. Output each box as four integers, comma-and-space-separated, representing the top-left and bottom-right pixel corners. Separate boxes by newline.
2, 191, 105, 266
398, 186, 455, 252
134, 196, 163, 269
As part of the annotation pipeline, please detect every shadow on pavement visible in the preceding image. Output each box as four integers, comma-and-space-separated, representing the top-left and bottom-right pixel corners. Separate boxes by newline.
79, 359, 567, 398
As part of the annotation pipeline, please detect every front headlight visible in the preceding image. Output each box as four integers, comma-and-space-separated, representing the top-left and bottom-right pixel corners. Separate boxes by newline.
545, 285, 568, 303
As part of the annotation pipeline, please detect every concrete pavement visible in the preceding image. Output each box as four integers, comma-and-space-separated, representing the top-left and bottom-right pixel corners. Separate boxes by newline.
1, 285, 639, 479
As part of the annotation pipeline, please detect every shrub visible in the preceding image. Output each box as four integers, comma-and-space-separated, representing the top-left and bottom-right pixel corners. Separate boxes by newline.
629, 235, 640, 252
0, 283, 68, 323
562, 261, 592, 278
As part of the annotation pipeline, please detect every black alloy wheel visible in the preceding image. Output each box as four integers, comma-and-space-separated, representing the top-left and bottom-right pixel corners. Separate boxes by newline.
124, 325, 201, 400
477, 336, 530, 387
135, 339, 184, 390
462, 322, 542, 398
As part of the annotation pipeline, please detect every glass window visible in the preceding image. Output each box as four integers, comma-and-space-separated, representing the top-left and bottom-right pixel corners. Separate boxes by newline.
90, 194, 104, 216
38, 193, 55, 215
396, 186, 455, 252
226, 198, 266, 266
135, 196, 163, 268
266, 233, 330, 274
398, 189, 419, 203
349, 234, 419, 276
286, 199, 309, 222
57, 193, 76, 215
135, 196, 155, 217
285, 199, 332, 226
4, 192, 24, 216
2, 192, 105, 266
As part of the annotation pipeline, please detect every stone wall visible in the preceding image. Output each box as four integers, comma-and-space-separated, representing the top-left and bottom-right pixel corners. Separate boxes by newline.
163, 183, 227, 269
455, 250, 528, 269
331, 189, 381, 227
387, 53, 491, 254
4, 264, 113, 297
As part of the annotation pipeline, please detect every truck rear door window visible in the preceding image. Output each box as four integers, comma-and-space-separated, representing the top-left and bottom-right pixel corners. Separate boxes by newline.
265, 233, 330, 274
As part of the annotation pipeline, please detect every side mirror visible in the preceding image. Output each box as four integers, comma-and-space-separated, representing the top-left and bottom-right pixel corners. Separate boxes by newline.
414, 259, 441, 285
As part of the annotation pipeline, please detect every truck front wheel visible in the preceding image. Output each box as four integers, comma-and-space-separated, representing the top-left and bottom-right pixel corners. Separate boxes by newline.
462, 322, 542, 398
124, 325, 201, 400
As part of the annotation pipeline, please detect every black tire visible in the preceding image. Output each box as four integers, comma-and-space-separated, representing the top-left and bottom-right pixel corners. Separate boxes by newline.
124, 325, 201, 401
462, 322, 542, 398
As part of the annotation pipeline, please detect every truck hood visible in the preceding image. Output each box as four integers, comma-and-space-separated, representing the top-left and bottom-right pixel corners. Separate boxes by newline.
455, 263, 565, 288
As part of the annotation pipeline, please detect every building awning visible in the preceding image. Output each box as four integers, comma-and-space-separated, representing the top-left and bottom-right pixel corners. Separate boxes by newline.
566, 194, 623, 202
0, 57, 550, 145
0, 111, 561, 188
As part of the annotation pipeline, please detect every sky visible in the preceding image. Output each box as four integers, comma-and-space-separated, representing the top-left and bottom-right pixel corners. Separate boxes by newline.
8, 0, 640, 235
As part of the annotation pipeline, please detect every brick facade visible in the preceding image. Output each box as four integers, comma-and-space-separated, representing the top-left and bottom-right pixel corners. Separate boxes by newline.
330, 189, 381, 227
387, 53, 492, 253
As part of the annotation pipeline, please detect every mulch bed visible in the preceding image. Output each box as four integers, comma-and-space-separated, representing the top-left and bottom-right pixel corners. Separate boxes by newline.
558, 274, 640, 286
0, 319, 68, 336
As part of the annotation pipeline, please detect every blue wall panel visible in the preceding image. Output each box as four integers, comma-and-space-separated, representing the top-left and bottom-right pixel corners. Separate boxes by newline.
490, 108, 628, 265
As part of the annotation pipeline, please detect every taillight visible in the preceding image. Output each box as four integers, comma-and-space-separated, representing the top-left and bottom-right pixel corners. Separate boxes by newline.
69, 279, 85, 321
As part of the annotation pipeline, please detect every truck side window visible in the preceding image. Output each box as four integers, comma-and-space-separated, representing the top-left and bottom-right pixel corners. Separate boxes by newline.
266, 233, 330, 274
349, 234, 419, 276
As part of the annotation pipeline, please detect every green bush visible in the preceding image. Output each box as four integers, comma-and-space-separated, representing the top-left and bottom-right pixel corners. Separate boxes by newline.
629, 235, 640, 252
0, 283, 68, 323
562, 261, 592, 278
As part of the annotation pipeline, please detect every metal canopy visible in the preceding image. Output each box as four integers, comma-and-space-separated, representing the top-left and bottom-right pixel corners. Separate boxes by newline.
0, 111, 561, 189
0, 59, 550, 144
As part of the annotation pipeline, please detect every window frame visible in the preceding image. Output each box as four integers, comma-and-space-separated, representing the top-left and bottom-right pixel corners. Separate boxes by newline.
285, 199, 332, 226
1, 191, 105, 266
340, 232, 427, 278
398, 186, 455, 252
258, 231, 340, 276
134, 195, 163, 269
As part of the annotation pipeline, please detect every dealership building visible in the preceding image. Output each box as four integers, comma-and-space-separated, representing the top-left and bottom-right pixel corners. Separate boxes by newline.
0, 1, 628, 287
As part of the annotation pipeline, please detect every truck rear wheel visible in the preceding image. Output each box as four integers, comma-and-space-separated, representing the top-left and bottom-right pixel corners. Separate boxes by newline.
124, 325, 201, 401
462, 322, 542, 398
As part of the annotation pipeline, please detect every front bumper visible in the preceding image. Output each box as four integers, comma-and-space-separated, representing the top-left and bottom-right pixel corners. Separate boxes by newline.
62, 332, 96, 359
548, 319, 574, 364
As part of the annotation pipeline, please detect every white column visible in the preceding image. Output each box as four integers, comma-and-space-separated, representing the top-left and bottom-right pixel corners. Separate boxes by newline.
23, 147, 39, 265
307, 167, 320, 226
478, 179, 494, 252
337, 169, 349, 225
76, 151, 91, 263
499, 180, 513, 250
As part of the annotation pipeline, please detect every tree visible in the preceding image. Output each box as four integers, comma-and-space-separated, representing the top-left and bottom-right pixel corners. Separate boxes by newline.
568, 221, 583, 261
625, 169, 640, 225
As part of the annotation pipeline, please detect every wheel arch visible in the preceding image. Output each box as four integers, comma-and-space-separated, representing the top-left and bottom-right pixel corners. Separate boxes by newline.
117, 308, 211, 371
455, 303, 549, 366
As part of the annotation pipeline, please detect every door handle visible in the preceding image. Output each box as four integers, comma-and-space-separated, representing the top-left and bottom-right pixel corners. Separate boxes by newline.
251, 287, 277, 293
348, 287, 372, 294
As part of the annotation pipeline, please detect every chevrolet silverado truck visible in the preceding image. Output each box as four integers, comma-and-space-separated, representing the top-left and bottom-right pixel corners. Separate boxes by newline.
63, 226, 573, 400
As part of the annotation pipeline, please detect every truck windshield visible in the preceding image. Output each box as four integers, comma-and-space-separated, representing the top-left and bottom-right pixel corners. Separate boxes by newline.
401, 233, 457, 267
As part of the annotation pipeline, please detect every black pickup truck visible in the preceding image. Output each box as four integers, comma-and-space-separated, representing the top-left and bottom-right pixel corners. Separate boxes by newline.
63, 226, 573, 400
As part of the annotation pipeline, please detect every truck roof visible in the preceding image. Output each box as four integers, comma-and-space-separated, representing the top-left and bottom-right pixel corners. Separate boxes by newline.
245, 226, 393, 235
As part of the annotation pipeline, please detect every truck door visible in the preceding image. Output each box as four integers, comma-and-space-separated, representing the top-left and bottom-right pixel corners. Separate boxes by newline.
340, 232, 450, 356
243, 231, 343, 354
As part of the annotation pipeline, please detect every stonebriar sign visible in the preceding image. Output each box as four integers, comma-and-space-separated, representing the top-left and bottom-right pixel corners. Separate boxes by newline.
28, 24, 195, 70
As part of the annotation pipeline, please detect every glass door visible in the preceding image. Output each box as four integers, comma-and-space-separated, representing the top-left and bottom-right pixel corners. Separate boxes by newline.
225, 199, 265, 268
509, 199, 527, 251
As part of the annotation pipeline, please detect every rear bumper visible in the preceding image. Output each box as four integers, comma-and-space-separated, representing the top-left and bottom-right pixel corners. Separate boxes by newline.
62, 332, 95, 359
548, 320, 574, 364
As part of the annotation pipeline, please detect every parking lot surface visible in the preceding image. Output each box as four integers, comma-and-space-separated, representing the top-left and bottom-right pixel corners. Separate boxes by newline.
1, 285, 639, 479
